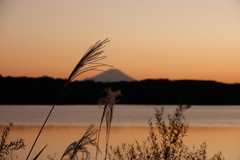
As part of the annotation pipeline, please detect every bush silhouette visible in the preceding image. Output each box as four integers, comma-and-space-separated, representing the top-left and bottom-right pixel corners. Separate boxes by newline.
107, 105, 225, 160
0, 123, 25, 160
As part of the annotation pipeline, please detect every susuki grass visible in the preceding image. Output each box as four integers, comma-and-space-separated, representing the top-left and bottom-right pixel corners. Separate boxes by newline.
96, 88, 122, 160
59, 87, 121, 160
60, 124, 100, 160
26, 38, 112, 160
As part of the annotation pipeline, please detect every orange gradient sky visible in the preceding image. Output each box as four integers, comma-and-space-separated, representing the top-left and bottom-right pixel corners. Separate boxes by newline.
1, 0, 240, 83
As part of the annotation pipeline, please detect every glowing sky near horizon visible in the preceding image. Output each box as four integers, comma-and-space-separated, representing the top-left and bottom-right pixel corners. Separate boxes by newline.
1, 0, 240, 83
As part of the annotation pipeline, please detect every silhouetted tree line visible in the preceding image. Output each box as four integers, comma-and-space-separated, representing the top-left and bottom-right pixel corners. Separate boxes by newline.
0, 76, 240, 105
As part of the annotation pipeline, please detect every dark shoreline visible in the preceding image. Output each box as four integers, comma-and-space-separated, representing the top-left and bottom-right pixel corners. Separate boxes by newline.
1, 76, 240, 105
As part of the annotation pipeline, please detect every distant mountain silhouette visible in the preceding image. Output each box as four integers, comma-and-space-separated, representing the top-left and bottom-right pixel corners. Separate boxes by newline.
39, 75, 52, 79
84, 69, 136, 82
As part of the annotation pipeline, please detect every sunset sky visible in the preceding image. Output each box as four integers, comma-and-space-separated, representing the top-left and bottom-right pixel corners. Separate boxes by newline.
1, 0, 240, 83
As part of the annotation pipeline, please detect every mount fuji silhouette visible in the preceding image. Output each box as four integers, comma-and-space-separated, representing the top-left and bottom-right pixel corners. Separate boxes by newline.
84, 69, 136, 82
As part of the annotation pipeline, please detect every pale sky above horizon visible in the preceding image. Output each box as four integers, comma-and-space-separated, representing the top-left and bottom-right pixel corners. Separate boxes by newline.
1, 0, 240, 83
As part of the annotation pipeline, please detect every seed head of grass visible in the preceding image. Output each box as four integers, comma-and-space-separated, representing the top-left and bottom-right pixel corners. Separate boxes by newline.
64, 38, 112, 88
96, 87, 122, 160
26, 38, 112, 160
61, 124, 100, 160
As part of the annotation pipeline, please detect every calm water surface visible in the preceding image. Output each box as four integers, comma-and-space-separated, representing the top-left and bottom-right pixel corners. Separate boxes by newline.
1, 105, 240, 126
1, 105, 240, 160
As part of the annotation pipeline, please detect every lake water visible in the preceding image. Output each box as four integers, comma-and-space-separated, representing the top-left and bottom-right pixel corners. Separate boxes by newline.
1, 105, 240, 160
1, 105, 240, 126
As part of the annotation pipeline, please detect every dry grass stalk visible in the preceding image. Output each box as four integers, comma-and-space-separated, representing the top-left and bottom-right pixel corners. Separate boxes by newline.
61, 124, 100, 160
95, 88, 122, 160
26, 38, 112, 160
63, 38, 112, 88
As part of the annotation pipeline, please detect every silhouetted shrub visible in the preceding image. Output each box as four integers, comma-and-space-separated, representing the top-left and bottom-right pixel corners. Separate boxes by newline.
0, 123, 26, 160
107, 105, 225, 160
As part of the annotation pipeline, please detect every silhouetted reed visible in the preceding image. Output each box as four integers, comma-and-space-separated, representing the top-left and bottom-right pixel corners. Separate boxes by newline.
63, 38, 112, 88
26, 38, 112, 160
96, 88, 121, 160
61, 124, 100, 160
